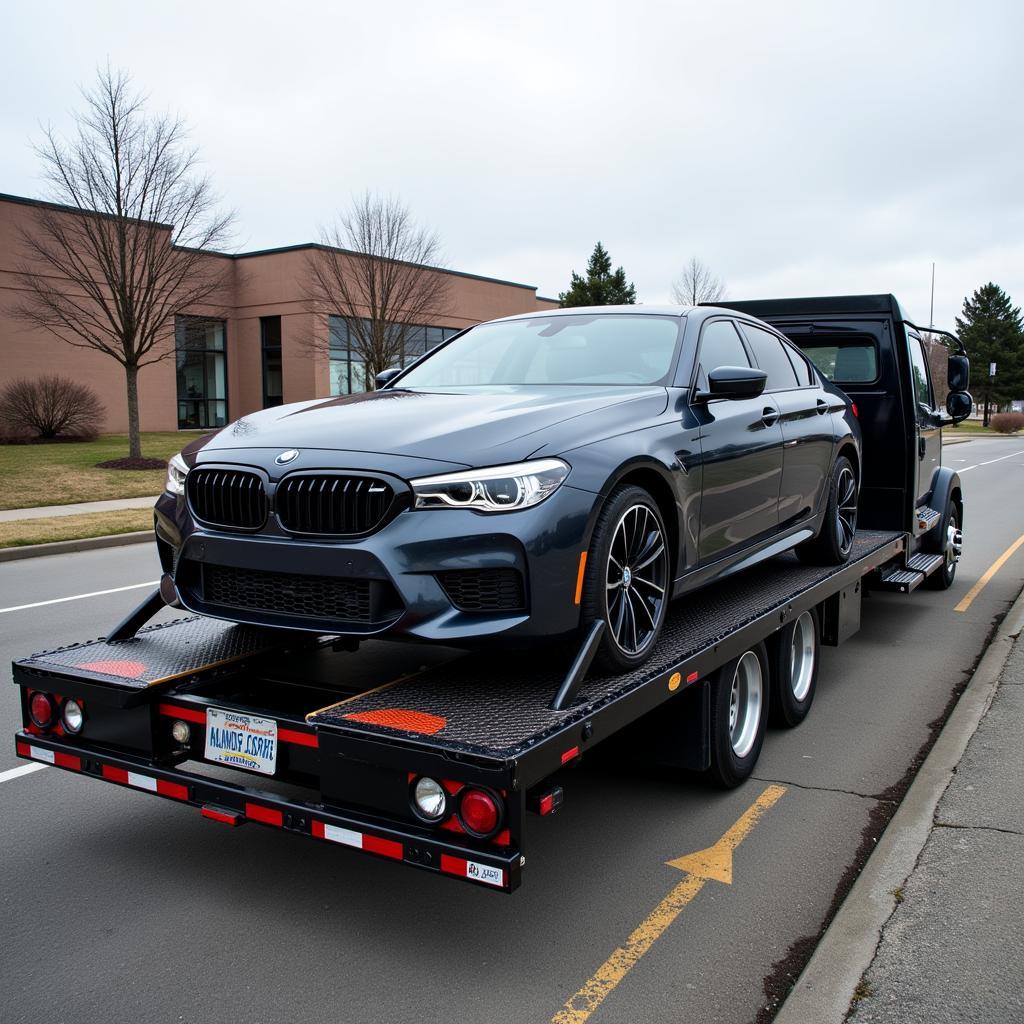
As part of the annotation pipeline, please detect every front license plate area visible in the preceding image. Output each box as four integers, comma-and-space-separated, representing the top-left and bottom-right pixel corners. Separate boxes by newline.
204, 708, 278, 776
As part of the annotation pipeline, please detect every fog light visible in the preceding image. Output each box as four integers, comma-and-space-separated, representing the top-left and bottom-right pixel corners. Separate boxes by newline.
171, 720, 191, 745
459, 787, 502, 837
412, 777, 447, 822
28, 691, 55, 730
61, 698, 85, 735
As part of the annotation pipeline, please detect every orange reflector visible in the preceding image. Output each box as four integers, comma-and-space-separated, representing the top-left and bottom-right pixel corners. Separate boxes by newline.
574, 552, 588, 605
668, 672, 682, 692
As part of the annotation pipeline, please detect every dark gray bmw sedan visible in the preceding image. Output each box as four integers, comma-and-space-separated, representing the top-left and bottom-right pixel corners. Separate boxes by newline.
155, 305, 861, 672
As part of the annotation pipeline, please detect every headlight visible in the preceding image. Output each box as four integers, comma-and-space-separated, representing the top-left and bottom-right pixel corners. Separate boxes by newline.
165, 452, 188, 496
410, 458, 570, 512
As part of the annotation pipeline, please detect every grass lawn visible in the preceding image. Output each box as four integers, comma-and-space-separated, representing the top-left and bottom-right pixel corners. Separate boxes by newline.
0, 432, 186, 511
0, 508, 153, 548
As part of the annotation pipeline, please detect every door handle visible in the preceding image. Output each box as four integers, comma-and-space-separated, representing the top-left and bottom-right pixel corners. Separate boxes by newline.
918, 436, 926, 459
761, 407, 780, 427
816, 399, 828, 415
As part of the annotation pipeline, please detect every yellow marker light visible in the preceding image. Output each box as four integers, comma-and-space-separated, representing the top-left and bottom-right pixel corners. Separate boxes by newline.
668, 672, 682, 692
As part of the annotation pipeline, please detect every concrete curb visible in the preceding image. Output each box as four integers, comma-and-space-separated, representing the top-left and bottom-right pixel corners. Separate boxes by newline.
0, 531, 153, 562
774, 584, 1024, 1024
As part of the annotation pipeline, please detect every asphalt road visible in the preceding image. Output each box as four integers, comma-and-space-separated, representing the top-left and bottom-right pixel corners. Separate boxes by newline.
2, 435, 1023, 1024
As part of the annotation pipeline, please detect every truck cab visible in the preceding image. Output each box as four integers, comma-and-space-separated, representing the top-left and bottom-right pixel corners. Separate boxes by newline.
715, 295, 973, 589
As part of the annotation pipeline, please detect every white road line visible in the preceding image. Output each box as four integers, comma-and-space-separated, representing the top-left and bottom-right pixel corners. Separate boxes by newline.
0, 581, 159, 615
957, 449, 1024, 474
0, 763, 47, 784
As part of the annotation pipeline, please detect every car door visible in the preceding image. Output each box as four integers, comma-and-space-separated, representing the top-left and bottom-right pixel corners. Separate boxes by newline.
740, 321, 835, 527
694, 318, 785, 562
906, 331, 941, 504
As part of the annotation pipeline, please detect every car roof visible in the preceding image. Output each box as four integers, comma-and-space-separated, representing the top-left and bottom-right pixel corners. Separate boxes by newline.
487, 304, 694, 323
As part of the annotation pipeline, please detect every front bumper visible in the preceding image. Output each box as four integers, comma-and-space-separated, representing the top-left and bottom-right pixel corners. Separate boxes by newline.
155, 483, 597, 643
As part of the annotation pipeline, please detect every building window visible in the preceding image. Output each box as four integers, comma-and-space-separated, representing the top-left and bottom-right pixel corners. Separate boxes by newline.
176, 316, 227, 429
261, 316, 283, 408
328, 316, 461, 394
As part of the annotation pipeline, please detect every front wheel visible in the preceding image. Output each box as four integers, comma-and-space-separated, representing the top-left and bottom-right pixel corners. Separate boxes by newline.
926, 501, 961, 590
797, 455, 858, 565
706, 642, 770, 788
580, 485, 671, 675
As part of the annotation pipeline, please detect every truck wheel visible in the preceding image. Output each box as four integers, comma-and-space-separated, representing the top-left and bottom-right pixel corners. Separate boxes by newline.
706, 642, 769, 788
581, 485, 671, 675
926, 501, 961, 590
797, 456, 857, 566
770, 608, 819, 727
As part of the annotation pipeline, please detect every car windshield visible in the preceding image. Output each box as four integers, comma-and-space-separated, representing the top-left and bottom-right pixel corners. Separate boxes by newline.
397, 315, 681, 387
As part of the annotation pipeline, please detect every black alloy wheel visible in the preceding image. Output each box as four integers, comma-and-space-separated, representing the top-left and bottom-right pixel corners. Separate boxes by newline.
581, 485, 671, 674
797, 455, 858, 565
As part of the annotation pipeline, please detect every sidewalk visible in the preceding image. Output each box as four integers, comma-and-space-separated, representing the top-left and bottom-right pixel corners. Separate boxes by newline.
776, 589, 1024, 1023
846, 632, 1024, 1023
0, 494, 159, 523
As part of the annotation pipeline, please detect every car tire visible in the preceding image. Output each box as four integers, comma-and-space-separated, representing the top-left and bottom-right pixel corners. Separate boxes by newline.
706, 642, 770, 788
797, 455, 858, 566
580, 484, 671, 675
769, 607, 819, 727
925, 500, 961, 590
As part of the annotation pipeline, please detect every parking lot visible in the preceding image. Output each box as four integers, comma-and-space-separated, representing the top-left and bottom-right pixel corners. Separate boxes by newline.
2, 434, 1023, 1024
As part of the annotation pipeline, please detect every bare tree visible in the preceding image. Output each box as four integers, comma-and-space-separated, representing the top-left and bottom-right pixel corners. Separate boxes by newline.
671, 257, 727, 306
10, 66, 234, 458
0, 375, 104, 440
305, 193, 452, 388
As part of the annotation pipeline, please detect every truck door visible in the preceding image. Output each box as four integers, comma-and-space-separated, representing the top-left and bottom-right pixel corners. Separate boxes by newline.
906, 332, 941, 504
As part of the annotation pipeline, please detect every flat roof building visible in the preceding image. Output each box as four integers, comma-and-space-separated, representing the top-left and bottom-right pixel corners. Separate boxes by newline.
0, 192, 558, 433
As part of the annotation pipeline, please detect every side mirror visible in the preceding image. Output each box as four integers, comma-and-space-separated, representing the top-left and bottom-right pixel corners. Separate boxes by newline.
948, 354, 970, 392
706, 365, 768, 400
946, 390, 973, 424
374, 367, 402, 389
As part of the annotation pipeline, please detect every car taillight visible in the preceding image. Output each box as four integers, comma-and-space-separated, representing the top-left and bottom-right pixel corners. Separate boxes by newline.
459, 788, 502, 837
851, 402, 859, 418
28, 691, 55, 730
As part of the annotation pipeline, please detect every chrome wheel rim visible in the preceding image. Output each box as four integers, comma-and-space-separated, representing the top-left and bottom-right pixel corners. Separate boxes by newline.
606, 504, 668, 656
944, 512, 960, 578
729, 651, 763, 759
836, 467, 858, 555
789, 611, 816, 702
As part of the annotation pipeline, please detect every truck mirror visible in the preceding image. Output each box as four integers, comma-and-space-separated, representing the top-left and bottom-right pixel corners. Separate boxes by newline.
946, 390, 972, 424
948, 354, 970, 392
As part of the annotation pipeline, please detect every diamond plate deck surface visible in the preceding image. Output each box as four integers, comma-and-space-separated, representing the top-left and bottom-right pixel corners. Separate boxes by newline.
309, 531, 900, 757
16, 617, 289, 690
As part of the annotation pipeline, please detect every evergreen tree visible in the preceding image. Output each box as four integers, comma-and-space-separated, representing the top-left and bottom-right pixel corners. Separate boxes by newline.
559, 242, 637, 306
955, 283, 1024, 425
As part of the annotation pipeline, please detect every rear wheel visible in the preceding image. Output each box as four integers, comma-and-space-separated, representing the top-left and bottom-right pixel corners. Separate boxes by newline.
770, 608, 819, 727
706, 642, 770, 788
926, 501, 961, 590
581, 485, 671, 675
797, 455, 858, 565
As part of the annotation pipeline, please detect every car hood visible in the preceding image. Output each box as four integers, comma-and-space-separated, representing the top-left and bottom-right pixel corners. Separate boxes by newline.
194, 385, 669, 470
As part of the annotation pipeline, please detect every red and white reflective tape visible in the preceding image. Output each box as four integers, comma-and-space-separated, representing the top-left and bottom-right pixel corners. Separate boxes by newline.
311, 820, 403, 860
16, 739, 81, 771
100, 764, 188, 801
439, 853, 505, 888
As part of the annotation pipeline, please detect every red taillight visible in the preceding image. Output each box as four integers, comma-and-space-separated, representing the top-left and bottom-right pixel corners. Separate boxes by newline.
28, 691, 55, 729
851, 402, 859, 418
459, 788, 502, 837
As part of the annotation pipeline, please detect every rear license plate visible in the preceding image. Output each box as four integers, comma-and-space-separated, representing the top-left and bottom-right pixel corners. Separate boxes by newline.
204, 708, 278, 776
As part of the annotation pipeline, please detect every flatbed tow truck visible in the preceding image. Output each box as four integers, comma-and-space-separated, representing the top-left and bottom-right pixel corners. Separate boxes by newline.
11, 295, 974, 893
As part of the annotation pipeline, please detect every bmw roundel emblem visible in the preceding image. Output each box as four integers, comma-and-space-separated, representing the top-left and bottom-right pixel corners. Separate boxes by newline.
275, 449, 300, 465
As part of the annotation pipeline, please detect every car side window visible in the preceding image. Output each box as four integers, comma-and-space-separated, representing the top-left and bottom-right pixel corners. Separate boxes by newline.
696, 320, 750, 389
742, 324, 800, 390
784, 344, 815, 385
908, 335, 934, 409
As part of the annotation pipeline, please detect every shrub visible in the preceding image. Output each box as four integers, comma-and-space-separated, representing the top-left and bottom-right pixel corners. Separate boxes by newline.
0, 375, 104, 440
990, 412, 1024, 434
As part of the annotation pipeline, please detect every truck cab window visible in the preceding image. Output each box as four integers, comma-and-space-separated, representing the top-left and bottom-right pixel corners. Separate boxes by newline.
799, 337, 879, 384
907, 336, 933, 409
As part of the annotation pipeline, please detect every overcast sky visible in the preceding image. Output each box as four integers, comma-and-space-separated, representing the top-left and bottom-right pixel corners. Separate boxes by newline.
2, 0, 1021, 329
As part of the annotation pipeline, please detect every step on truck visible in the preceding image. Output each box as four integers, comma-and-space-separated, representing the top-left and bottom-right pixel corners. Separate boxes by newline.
12, 294, 973, 893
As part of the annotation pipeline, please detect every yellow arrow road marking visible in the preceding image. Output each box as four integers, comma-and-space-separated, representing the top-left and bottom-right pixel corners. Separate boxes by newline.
552, 784, 786, 1024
